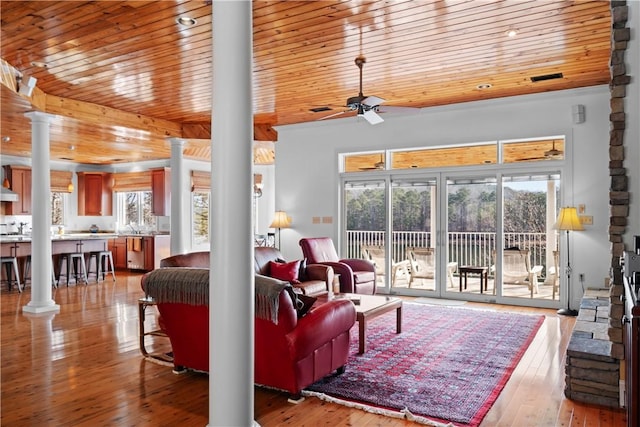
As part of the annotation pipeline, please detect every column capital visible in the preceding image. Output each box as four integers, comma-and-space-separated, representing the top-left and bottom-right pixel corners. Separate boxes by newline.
166, 137, 187, 147
24, 111, 56, 123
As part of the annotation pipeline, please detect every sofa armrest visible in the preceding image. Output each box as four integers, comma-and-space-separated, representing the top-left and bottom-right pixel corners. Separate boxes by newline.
305, 264, 334, 288
340, 258, 375, 273
286, 299, 356, 361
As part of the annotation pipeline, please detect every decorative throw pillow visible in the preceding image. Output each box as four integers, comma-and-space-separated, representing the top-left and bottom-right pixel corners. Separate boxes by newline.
295, 293, 317, 318
269, 260, 300, 282
297, 258, 308, 282
284, 286, 317, 318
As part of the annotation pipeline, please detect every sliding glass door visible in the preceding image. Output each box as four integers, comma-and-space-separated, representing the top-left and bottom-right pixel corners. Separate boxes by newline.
498, 173, 560, 302
390, 178, 438, 293
344, 179, 387, 290
445, 175, 497, 297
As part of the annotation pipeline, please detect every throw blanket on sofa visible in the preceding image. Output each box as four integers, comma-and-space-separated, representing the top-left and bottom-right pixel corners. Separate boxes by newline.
144, 268, 210, 305
255, 274, 288, 324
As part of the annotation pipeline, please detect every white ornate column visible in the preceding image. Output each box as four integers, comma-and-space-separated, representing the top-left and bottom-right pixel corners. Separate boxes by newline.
210, 1, 255, 426
23, 111, 59, 314
168, 137, 188, 255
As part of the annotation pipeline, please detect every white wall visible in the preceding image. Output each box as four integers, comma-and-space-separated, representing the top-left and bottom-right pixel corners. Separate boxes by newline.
274, 83, 638, 307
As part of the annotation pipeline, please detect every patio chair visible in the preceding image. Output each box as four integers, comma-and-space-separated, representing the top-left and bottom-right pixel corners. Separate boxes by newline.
491, 248, 542, 297
361, 245, 409, 286
543, 250, 560, 300
406, 247, 458, 288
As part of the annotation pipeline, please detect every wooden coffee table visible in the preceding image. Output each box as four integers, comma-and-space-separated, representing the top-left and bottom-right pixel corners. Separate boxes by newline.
336, 293, 402, 354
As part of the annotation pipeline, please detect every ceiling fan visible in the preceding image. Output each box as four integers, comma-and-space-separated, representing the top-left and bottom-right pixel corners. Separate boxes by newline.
316, 55, 418, 125
517, 140, 564, 161
359, 154, 385, 170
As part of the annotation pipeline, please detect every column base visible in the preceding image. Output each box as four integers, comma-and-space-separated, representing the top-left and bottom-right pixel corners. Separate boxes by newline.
23, 302, 60, 314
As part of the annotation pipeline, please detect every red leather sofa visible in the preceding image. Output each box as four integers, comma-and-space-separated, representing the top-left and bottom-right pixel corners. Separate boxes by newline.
254, 246, 333, 296
141, 252, 356, 399
299, 237, 376, 294
160, 251, 209, 268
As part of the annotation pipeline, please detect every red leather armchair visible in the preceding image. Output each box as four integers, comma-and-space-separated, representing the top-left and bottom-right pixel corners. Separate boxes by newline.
254, 246, 333, 297
255, 275, 356, 400
299, 237, 376, 295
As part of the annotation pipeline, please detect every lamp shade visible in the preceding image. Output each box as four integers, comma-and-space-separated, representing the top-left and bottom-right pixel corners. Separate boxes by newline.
554, 207, 584, 231
270, 211, 291, 229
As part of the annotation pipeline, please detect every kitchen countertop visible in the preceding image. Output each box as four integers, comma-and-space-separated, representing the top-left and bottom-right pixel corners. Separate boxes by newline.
0, 233, 169, 243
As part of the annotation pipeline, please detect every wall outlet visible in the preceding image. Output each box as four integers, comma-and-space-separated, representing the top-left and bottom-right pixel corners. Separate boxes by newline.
312, 216, 321, 224
579, 273, 585, 282
322, 216, 333, 224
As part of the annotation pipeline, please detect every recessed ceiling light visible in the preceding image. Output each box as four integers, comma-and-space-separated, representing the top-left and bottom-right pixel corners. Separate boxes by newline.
505, 29, 518, 38
476, 83, 492, 90
30, 61, 48, 68
176, 16, 197, 26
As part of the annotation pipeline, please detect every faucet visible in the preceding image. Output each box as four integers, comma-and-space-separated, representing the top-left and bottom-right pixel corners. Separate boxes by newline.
128, 223, 138, 234
18, 222, 28, 235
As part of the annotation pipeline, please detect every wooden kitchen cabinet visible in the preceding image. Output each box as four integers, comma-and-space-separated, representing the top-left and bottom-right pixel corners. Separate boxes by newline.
77, 172, 112, 216
108, 237, 127, 269
143, 235, 170, 270
3, 165, 32, 215
142, 237, 155, 270
151, 168, 170, 216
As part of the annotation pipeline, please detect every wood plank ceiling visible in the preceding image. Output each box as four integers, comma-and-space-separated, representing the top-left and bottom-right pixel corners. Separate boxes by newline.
0, 1, 611, 166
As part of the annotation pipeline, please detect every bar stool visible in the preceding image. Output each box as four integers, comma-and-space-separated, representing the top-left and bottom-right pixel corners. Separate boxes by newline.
57, 252, 88, 286
87, 250, 116, 282
1, 256, 23, 292
23, 255, 58, 288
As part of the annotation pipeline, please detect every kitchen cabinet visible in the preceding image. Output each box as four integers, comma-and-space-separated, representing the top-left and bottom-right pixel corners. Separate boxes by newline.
151, 168, 170, 216
108, 237, 127, 269
77, 172, 112, 216
3, 165, 31, 215
116, 234, 170, 271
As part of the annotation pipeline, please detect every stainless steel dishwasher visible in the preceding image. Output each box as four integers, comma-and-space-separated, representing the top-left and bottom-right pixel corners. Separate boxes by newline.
126, 236, 145, 270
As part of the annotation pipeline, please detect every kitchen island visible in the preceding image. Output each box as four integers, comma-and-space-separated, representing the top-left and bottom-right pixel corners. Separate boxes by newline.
0, 233, 170, 279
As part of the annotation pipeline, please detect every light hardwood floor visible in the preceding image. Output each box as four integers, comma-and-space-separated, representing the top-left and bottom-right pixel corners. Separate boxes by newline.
1, 270, 625, 426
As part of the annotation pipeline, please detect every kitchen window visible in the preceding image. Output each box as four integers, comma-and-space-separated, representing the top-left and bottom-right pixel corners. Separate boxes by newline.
116, 191, 156, 232
51, 192, 65, 225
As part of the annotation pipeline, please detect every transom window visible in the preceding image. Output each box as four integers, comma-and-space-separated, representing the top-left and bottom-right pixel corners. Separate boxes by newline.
341, 137, 564, 172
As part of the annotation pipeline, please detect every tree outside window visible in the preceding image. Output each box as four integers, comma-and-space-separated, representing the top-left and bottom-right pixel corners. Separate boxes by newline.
118, 191, 156, 231
193, 191, 209, 246
51, 192, 64, 225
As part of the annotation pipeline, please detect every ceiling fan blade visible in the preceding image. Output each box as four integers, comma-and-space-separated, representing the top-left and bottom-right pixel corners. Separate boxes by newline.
317, 110, 349, 121
360, 109, 384, 125
362, 95, 384, 107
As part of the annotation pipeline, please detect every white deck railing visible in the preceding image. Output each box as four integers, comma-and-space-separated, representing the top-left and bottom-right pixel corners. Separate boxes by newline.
346, 231, 549, 277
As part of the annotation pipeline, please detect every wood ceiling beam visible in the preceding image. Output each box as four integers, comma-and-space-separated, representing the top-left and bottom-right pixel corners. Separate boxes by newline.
45, 94, 183, 138
182, 114, 278, 142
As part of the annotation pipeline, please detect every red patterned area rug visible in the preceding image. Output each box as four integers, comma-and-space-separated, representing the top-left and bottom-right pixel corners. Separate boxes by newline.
303, 303, 545, 427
